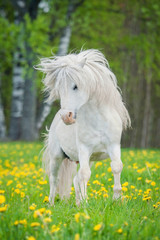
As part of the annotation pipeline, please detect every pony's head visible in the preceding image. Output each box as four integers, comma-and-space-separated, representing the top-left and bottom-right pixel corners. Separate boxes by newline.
35, 49, 131, 128
35, 51, 92, 125
57, 69, 89, 125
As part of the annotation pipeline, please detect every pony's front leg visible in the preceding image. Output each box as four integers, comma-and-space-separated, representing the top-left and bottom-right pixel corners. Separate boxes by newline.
73, 145, 91, 206
49, 157, 62, 205
108, 144, 123, 199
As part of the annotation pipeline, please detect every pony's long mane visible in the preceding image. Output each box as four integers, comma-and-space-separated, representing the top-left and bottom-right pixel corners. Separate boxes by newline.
36, 49, 131, 129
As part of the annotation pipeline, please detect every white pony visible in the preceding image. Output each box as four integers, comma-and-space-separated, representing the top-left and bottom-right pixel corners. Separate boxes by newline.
36, 49, 131, 206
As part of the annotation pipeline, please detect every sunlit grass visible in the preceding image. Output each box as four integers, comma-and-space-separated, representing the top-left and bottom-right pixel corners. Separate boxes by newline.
0, 143, 159, 240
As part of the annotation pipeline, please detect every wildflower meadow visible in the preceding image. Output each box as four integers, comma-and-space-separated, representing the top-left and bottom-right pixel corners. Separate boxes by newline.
0, 142, 159, 240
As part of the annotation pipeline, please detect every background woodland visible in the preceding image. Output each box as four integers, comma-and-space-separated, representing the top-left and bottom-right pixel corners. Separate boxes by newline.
0, 0, 160, 148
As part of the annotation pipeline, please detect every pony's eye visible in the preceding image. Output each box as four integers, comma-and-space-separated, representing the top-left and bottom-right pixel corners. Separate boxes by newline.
73, 85, 78, 90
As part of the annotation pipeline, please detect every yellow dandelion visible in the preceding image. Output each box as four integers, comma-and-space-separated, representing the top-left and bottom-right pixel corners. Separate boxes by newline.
29, 204, 37, 211
108, 178, 112, 182
31, 222, 40, 227
117, 228, 123, 234
46, 210, 52, 215
14, 220, 19, 226
0, 205, 7, 212
0, 195, 5, 204
19, 219, 27, 226
38, 180, 47, 185
93, 223, 102, 231
110, 224, 114, 227
151, 181, 156, 186
75, 213, 80, 223
21, 192, 25, 198
137, 177, 142, 180
131, 185, 135, 189
103, 193, 108, 198
124, 221, 128, 226
74, 233, 80, 240
14, 189, 20, 194
107, 167, 112, 172
122, 182, 128, 187
0, 190, 5, 194
33, 209, 43, 218
43, 196, 49, 203
122, 187, 128, 192
43, 218, 52, 223
95, 162, 102, 168
51, 225, 60, 233
143, 196, 151, 201
27, 236, 36, 240
145, 179, 151, 183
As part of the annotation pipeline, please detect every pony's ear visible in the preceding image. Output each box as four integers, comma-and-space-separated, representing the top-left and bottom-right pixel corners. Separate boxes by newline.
78, 58, 87, 68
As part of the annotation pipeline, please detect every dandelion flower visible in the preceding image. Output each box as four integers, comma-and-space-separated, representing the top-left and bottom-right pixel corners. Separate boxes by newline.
51, 225, 60, 233
0, 205, 7, 212
122, 182, 128, 187
27, 237, 36, 240
95, 162, 102, 168
44, 218, 52, 223
0, 195, 5, 204
75, 213, 80, 223
43, 196, 49, 203
74, 233, 80, 240
137, 177, 142, 181
117, 228, 123, 233
122, 187, 128, 192
151, 181, 156, 186
31, 222, 40, 227
93, 223, 102, 231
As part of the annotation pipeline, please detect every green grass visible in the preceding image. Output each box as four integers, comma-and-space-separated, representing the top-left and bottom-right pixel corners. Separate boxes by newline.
0, 142, 159, 240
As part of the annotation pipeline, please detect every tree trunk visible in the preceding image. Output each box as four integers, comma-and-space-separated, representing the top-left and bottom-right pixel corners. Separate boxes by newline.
0, 77, 6, 139
9, 52, 24, 140
36, 0, 85, 135
36, 25, 72, 132
21, 45, 37, 141
140, 79, 151, 148
36, 0, 76, 132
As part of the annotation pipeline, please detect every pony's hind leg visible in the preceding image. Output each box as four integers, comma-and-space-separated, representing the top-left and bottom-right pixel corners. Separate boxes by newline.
108, 144, 123, 199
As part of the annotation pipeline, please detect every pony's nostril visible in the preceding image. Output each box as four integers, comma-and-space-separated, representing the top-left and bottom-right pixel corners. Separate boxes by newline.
68, 112, 72, 117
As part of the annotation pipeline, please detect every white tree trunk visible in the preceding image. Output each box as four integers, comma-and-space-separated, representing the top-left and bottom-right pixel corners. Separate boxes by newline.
36, 26, 72, 132
36, 0, 85, 133
0, 78, 6, 139
9, 52, 24, 140
140, 80, 151, 148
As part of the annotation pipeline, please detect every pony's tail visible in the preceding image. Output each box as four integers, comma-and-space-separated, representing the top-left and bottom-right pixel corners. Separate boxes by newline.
57, 159, 77, 199
42, 136, 77, 199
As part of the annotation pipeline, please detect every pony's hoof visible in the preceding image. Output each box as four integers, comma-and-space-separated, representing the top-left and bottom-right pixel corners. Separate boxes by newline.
113, 192, 121, 200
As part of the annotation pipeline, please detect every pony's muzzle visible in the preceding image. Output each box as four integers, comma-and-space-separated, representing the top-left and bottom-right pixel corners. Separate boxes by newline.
60, 111, 76, 125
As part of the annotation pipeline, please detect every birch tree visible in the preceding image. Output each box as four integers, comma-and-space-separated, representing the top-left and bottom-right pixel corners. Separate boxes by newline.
0, 77, 6, 139
36, 0, 85, 133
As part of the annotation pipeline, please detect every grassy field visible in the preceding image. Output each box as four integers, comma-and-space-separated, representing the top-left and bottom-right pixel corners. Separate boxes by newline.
0, 142, 159, 240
